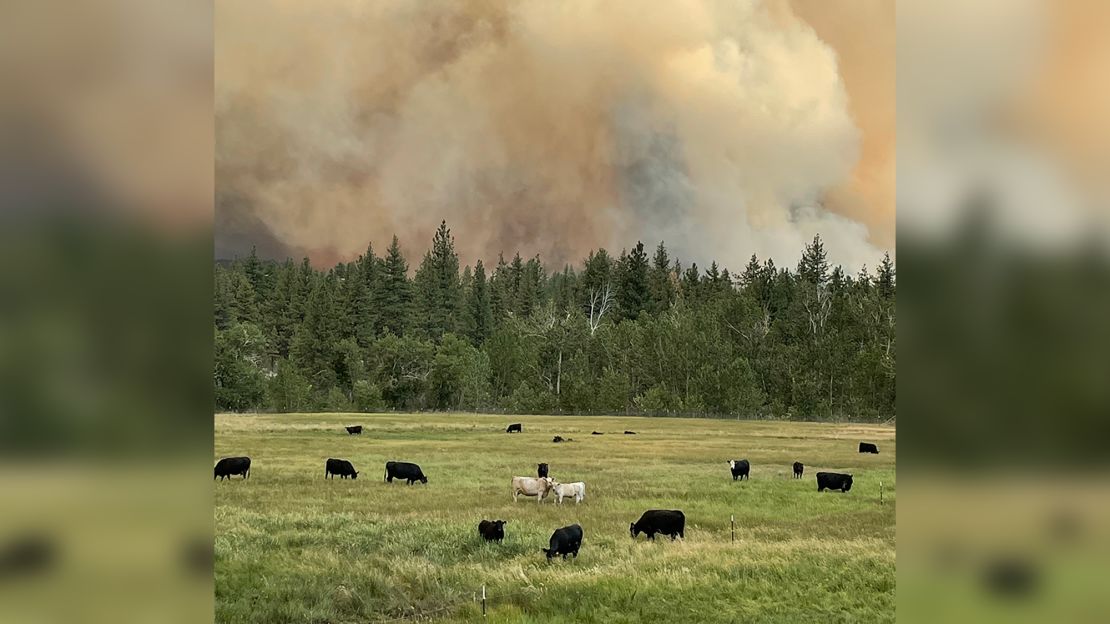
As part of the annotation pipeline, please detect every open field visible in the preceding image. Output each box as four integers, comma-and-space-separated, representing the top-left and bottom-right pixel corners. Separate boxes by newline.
215, 414, 896, 623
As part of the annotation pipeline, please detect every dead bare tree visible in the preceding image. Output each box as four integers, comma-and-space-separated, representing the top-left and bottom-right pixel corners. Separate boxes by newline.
803, 283, 833, 339
587, 282, 613, 336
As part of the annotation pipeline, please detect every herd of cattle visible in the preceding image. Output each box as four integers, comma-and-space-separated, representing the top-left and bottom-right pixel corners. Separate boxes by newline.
214, 425, 881, 561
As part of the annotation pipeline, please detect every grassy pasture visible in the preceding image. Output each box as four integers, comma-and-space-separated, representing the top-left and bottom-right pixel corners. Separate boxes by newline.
215, 413, 895, 623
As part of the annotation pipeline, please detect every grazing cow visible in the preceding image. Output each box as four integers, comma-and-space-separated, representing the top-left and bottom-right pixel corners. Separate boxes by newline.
728, 459, 750, 481
537, 463, 549, 478
384, 461, 427, 484
506, 423, 522, 433
551, 481, 586, 505
624, 431, 637, 435
478, 520, 506, 542
816, 472, 853, 492
552, 435, 573, 443
591, 431, 604, 435
325, 458, 358, 479
345, 425, 362, 435
793, 462, 804, 479
859, 442, 879, 454
511, 476, 554, 503
214, 457, 250, 480
630, 510, 685, 541
543, 524, 583, 560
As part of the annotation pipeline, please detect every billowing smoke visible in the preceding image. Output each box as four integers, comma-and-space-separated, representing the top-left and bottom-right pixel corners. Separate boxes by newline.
216, 0, 891, 271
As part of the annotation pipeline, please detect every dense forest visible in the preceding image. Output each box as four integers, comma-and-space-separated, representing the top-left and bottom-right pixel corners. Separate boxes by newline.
214, 222, 895, 421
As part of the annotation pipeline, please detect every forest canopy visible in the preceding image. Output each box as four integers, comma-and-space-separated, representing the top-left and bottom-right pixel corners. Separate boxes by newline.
214, 222, 894, 421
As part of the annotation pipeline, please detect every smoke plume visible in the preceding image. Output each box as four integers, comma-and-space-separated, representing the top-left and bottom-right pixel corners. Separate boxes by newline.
216, 0, 892, 271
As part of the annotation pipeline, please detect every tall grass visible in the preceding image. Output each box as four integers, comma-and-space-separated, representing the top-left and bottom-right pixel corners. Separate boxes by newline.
215, 413, 895, 623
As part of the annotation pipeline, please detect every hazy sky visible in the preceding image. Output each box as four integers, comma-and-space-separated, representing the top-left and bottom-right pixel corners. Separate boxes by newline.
216, 0, 895, 271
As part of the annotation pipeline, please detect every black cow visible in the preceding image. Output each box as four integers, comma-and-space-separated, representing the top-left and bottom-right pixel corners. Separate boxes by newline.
591, 431, 604, 435
728, 459, 750, 481
859, 442, 879, 454
630, 510, 685, 541
816, 472, 853, 492
624, 431, 637, 435
345, 425, 362, 435
543, 524, 583, 560
214, 457, 250, 480
537, 463, 549, 478
793, 462, 804, 479
506, 423, 522, 433
384, 461, 427, 484
553, 435, 572, 443
326, 458, 358, 479
478, 520, 506, 542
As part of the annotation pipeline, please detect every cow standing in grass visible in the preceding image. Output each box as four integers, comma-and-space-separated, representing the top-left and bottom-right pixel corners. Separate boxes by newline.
537, 463, 549, 478
385, 461, 427, 484
543, 524, 583, 560
630, 510, 685, 541
345, 426, 362, 435
214, 457, 250, 480
478, 520, 506, 542
859, 442, 879, 454
816, 472, 853, 492
793, 462, 804, 479
325, 458, 358, 479
729, 459, 750, 481
511, 476, 553, 503
551, 481, 586, 505
506, 423, 522, 433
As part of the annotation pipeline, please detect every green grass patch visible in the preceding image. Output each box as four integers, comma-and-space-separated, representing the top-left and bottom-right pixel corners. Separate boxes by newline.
216, 413, 895, 623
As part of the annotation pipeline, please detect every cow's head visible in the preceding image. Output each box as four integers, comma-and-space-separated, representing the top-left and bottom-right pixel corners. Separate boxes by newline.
629, 522, 640, 538
420, 475, 428, 484
844, 475, 853, 491
542, 548, 555, 559
351, 471, 359, 479
492, 520, 506, 530
728, 460, 736, 469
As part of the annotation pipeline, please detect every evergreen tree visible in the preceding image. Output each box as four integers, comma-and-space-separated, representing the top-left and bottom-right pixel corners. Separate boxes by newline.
877, 252, 896, 299
579, 249, 613, 314
798, 234, 830, 285
412, 221, 463, 338
618, 242, 650, 321
681, 262, 701, 304
489, 253, 510, 323
463, 260, 494, 345
378, 235, 412, 336
648, 241, 675, 314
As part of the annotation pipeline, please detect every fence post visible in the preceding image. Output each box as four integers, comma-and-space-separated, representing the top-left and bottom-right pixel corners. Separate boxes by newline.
731, 515, 735, 542
880, 481, 884, 505
482, 585, 486, 617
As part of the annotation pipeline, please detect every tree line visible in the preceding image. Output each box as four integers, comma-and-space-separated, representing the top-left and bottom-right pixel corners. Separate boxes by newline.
214, 222, 895, 420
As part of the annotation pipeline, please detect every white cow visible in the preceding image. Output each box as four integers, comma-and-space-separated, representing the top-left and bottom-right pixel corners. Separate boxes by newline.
551, 481, 586, 504
511, 476, 554, 503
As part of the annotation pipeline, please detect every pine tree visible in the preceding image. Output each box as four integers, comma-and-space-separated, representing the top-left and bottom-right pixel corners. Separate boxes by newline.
877, 252, 896, 299
618, 241, 650, 321
648, 241, 675, 314
579, 249, 613, 314
681, 262, 701, 304
413, 221, 463, 338
355, 243, 380, 339
489, 253, 510, 323
378, 235, 412, 336
508, 253, 525, 316
463, 260, 494, 345
798, 234, 830, 286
